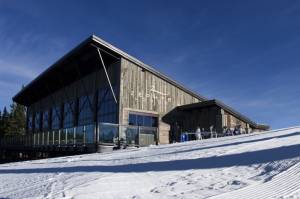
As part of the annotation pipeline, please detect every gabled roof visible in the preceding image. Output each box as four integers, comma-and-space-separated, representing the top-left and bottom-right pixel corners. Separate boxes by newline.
13, 35, 206, 105
178, 99, 269, 130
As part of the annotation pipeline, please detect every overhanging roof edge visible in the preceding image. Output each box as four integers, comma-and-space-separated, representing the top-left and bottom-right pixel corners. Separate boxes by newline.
178, 99, 261, 128
91, 35, 207, 101
13, 36, 94, 103
13, 34, 207, 105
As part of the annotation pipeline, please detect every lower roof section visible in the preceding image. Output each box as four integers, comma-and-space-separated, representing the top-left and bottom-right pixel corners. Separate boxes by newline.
177, 99, 269, 130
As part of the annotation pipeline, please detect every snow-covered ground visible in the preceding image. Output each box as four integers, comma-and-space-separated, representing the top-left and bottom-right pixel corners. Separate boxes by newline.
1, 127, 300, 199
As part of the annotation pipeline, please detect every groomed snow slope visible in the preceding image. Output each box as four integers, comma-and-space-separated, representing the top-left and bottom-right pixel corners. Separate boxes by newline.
0, 127, 300, 199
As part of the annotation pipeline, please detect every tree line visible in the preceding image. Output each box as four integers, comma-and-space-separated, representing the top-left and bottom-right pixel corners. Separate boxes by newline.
0, 102, 26, 137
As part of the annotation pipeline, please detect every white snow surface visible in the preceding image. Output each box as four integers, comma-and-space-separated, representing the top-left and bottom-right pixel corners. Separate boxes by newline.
1, 127, 300, 199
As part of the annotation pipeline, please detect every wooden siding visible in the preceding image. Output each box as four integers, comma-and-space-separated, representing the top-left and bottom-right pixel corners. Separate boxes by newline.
119, 58, 201, 144
223, 110, 247, 129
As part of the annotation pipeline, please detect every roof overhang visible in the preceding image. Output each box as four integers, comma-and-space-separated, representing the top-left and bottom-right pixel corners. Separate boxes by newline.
13, 36, 120, 106
13, 35, 206, 106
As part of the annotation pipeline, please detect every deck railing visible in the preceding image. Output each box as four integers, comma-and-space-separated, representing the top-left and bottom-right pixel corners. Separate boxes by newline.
0, 123, 158, 149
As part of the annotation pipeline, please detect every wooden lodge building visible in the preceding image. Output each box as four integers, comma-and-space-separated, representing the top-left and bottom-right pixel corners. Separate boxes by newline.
1, 35, 269, 158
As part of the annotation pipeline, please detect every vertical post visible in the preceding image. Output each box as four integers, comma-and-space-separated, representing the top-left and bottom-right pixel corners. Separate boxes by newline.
94, 90, 99, 148
51, 131, 54, 145
137, 126, 140, 146
118, 124, 120, 142
73, 127, 76, 146
47, 131, 49, 146
97, 123, 100, 144
83, 125, 86, 146
58, 129, 61, 146
156, 127, 159, 145
66, 129, 68, 145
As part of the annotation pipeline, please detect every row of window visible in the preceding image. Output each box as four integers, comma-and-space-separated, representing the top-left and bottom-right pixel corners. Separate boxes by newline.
28, 87, 118, 133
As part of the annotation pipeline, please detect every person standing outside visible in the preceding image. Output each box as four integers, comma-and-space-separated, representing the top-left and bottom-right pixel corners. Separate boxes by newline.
196, 126, 202, 140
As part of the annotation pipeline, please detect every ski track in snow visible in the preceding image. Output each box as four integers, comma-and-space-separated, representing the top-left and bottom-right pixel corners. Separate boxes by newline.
0, 126, 300, 199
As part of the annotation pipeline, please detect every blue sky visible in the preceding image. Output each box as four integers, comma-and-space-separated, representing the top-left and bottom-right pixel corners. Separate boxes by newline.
0, 0, 299, 129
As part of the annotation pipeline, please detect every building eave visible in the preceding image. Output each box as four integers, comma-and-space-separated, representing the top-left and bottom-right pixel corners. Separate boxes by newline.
13, 34, 207, 105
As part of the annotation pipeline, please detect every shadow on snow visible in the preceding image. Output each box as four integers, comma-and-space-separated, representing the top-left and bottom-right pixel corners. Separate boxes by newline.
1, 143, 299, 174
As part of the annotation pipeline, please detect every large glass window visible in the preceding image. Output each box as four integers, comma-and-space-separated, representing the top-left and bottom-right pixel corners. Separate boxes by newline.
27, 112, 33, 133
34, 112, 41, 132
99, 123, 118, 143
42, 110, 50, 131
97, 86, 117, 124
128, 113, 158, 127
51, 106, 61, 130
78, 95, 93, 126
63, 101, 75, 128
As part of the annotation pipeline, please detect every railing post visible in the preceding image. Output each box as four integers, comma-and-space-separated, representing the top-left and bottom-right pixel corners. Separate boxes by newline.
47, 131, 49, 145
66, 129, 68, 145
58, 129, 61, 146
51, 131, 53, 145
138, 126, 140, 146
73, 127, 76, 146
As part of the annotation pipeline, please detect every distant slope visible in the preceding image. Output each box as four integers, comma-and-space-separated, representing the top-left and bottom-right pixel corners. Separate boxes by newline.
0, 127, 300, 199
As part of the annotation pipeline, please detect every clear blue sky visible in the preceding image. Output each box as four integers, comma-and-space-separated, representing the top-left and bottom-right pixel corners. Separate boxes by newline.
0, 0, 299, 129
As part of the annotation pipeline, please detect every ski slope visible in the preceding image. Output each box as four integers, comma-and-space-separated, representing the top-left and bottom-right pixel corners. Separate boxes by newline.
0, 127, 300, 199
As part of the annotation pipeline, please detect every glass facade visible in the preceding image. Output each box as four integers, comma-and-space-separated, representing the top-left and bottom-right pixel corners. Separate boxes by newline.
34, 112, 41, 132
78, 95, 94, 125
76, 126, 85, 144
27, 112, 33, 133
63, 101, 75, 128
85, 124, 95, 143
42, 110, 50, 131
99, 123, 118, 143
51, 106, 61, 130
97, 87, 117, 124
129, 113, 158, 127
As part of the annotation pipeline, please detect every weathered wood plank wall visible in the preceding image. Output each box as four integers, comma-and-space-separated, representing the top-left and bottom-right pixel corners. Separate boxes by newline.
119, 58, 201, 144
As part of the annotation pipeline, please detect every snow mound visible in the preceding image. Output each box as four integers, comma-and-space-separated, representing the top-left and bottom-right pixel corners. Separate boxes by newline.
0, 126, 300, 199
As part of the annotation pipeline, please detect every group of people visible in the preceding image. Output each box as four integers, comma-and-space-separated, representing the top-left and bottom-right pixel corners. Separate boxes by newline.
223, 126, 244, 136
180, 125, 245, 142
180, 126, 215, 142
172, 121, 247, 143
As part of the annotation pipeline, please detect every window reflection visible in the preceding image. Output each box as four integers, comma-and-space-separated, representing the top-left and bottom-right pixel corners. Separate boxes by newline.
51, 106, 61, 130
28, 112, 33, 133
128, 113, 158, 127
34, 112, 41, 133
78, 95, 93, 126
42, 110, 49, 131
63, 101, 74, 128
97, 86, 117, 124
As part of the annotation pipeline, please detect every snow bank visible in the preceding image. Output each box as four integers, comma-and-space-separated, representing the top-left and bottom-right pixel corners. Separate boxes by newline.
0, 126, 300, 199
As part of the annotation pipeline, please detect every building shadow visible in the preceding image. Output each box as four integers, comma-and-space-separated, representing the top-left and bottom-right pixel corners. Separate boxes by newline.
0, 143, 299, 174
83, 131, 300, 163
